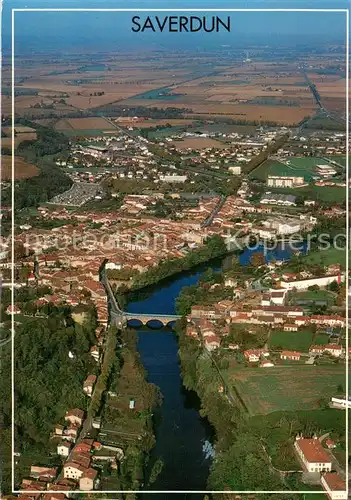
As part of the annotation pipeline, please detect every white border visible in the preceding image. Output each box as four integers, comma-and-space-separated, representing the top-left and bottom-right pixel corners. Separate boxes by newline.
11, 7, 349, 496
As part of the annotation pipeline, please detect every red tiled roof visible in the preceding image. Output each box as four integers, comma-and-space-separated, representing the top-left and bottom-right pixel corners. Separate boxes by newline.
322, 472, 346, 492
281, 350, 301, 357
295, 438, 331, 464
81, 467, 98, 480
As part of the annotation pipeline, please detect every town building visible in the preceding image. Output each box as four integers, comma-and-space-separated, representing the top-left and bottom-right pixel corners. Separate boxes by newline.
57, 441, 71, 457
267, 175, 304, 188
280, 350, 301, 361
63, 462, 85, 480
79, 468, 98, 491
65, 408, 84, 427
83, 375, 97, 397
294, 436, 332, 472
321, 472, 347, 500
260, 193, 296, 206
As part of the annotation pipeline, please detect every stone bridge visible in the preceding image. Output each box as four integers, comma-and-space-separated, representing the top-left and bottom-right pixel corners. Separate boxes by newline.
102, 271, 181, 328
110, 309, 181, 327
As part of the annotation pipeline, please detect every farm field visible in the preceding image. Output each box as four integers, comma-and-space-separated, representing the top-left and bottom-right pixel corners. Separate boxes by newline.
2, 156, 39, 181
171, 137, 227, 150
268, 330, 313, 352
308, 73, 346, 115
229, 365, 345, 416
130, 118, 196, 128
55, 117, 117, 131
3, 52, 322, 124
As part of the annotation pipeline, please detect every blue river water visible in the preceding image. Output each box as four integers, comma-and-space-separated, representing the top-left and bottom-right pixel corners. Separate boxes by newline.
126, 243, 304, 497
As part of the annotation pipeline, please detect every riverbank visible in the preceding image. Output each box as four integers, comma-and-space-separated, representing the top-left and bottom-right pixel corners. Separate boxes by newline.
109, 234, 228, 296
97, 327, 161, 496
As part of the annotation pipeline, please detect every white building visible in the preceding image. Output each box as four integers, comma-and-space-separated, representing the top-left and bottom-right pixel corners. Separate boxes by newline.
280, 274, 344, 291
64, 462, 85, 480
228, 165, 241, 175
294, 436, 332, 473
330, 396, 351, 409
267, 175, 304, 188
57, 441, 71, 457
159, 175, 187, 183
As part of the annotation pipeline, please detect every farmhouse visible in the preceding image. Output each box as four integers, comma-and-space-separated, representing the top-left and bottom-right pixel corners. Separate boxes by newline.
204, 335, 221, 351
323, 344, 343, 357
6, 304, 21, 315
244, 349, 269, 363
294, 436, 332, 472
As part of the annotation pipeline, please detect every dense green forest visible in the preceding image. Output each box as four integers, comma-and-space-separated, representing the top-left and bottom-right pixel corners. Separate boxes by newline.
16, 117, 70, 157
0, 290, 98, 494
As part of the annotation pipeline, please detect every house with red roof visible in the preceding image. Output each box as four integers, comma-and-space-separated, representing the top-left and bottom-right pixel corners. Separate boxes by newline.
324, 344, 343, 358
294, 436, 332, 472
204, 335, 220, 352
6, 304, 21, 315
321, 472, 347, 500
79, 467, 98, 491
244, 349, 269, 363
281, 350, 301, 361
83, 375, 97, 397
65, 408, 84, 427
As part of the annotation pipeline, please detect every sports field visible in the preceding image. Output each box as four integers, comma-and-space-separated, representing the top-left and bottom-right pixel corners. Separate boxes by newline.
268, 330, 313, 352
250, 156, 332, 182
326, 155, 349, 168
230, 365, 345, 416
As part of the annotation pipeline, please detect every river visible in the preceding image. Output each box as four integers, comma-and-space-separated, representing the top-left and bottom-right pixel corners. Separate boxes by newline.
125, 243, 304, 497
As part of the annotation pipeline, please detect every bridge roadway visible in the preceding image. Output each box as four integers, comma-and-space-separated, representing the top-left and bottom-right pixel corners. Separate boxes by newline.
101, 271, 181, 327
111, 309, 181, 326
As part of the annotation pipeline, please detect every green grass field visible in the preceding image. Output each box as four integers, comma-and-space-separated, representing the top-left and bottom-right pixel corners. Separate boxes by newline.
249, 156, 346, 187
268, 330, 313, 352
60, 129, 117, 137
291, 290, 336, 307
249, 157, 326, 182
314, 334, 330, 345
263, 183, 346, 203
229, 365, 345, 416
326, 155, 348, 168
302, 247, 347, 269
